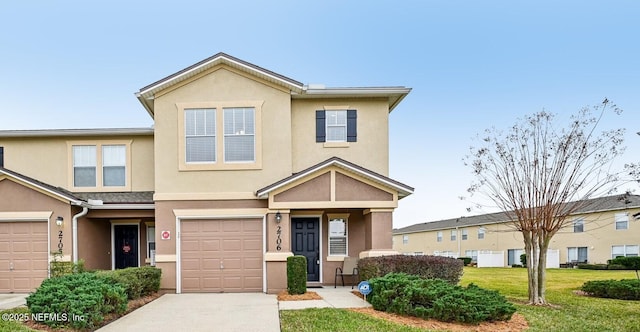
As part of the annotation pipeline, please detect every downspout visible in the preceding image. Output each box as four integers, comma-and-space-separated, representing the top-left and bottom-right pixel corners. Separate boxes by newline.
72, 204, 89, 263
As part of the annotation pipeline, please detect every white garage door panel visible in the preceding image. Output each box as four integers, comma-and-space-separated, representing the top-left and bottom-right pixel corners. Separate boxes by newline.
181, 218, 262, 293
0, 222, 48, 293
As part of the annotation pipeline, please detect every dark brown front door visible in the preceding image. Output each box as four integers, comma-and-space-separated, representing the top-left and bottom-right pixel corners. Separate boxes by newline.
291, 217, 320, 282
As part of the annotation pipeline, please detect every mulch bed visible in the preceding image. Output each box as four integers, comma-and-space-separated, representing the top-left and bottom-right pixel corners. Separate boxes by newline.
277, 290, 322, 301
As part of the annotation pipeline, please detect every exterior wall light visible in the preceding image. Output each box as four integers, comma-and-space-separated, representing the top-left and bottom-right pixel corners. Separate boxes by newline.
275, 212, 282, 223
56, 216, 64, 227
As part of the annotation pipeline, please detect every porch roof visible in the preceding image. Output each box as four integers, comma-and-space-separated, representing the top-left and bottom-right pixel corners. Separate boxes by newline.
0, 167, 83, 205
256, 157, 414, 199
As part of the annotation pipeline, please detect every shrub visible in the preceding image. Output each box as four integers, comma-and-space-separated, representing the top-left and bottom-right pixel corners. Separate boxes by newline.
581, 279, 640, 300
520, 253, 527, 267
610, 256, 640, 278
97, 266, 162, 299
49, 252, 85, 277
287, 255, 307, 295
358, 255, 463, 284
457, 257, 472, 266
577, 263, 608, 270
368, 273, 516, 324
26, 272, 127, 329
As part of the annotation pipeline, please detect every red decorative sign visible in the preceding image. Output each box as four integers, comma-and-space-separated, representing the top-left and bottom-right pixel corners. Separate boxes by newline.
161, 230, 171, 240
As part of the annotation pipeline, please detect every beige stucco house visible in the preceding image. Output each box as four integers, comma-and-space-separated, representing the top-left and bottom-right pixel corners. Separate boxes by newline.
393, 195, 640, 266
0, 53, 413, 293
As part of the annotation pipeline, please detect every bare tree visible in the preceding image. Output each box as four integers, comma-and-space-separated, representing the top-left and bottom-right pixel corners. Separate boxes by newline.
465, 99, 626, 305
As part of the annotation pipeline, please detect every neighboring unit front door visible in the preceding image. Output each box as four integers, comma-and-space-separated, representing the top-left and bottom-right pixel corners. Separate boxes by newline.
291, 217, 320, 282
114, 225, 138, 269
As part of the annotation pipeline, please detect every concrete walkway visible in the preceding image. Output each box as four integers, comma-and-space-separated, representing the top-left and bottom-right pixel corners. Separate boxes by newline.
0, 294, 28, 310
96, 293, 280, 332
278, 286, 371, 310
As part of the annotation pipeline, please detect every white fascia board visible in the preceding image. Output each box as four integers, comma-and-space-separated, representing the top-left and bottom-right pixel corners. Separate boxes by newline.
0, 128, 154, 138
88, 204, 155, 210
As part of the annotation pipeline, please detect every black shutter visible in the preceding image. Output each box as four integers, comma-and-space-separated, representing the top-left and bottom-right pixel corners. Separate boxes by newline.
316, 110, 326, 142
0, 147, 3, 168
347, 110, 357, 142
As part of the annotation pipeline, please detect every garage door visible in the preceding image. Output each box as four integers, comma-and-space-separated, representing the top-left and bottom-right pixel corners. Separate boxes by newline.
0, 222, 48, 293
181, 218, 262, 293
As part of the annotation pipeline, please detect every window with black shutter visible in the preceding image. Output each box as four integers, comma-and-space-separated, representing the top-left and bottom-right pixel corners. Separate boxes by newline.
316, 109, 357, 143
0, 146, 4, 168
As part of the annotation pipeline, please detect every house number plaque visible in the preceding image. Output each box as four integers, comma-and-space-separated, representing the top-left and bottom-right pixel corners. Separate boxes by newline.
276, 225, 282, 251
58, 230, 63, 254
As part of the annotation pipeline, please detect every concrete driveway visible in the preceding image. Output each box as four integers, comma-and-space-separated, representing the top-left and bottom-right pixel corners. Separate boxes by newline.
96, 293, 280, 332
0, 294, 28, 310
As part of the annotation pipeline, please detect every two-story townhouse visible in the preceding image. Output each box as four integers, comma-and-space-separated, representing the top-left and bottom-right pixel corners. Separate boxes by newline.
0, 53, 413, 293
393, 195, 640, 266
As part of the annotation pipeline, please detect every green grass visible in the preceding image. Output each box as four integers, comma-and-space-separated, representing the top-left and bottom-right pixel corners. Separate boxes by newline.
280, 308, 434, 332
0, 307, 39, 332
460, 267, 640, 332
280, 268, 640, 332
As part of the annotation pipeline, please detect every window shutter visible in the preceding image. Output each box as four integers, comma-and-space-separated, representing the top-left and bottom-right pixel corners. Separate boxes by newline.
0, 147, 3, 168
346, 109, 357, 142
315, 110, 326, 142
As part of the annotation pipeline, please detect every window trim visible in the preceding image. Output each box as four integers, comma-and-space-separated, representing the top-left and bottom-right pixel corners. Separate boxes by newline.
614, 212, 629, 230
450, 229, 457, 241
461, 229, 468, 240
612, 244, 639, 259
328, 213, 349, 257
436, 231, 443, 242
177, 101, 263, 171
67, 140, 132, 192
478, 227, 485, 240
316, 106, 357, 144
402, 234, 409, 245
573, 217, 585, 233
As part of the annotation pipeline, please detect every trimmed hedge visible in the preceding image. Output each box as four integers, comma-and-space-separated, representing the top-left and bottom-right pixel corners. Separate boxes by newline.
581, 279, 640, 300
287, 255, 307, 295
368, 273, 516, 324
96, 266, 162, 300
578, 264, 616, 270
457, 257, 472, 266
50, 260, 85, 278
26, 272, 127, 330
358, 255, 463, 284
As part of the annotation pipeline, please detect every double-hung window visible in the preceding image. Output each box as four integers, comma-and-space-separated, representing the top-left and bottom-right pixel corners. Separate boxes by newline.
73, 145, 97, 187
615, 213, 629, 230
328, 216, 348, 256
185, 108, 216, 163
402, 235, 409, 244
461, 229, 468, 240
102, 145, 126, 186
450, 230, 457, 241
436, 231, 443, 242
478, 227, 485, 239
224, 107, 255, 162
316, 109, 357, 143
573, 218, 585, 233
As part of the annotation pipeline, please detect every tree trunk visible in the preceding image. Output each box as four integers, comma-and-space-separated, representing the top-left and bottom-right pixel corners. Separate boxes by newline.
537, 234, 550, 304
523, 231, 541, 304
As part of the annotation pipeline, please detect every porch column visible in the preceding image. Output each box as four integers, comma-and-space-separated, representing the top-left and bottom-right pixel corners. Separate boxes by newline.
265, 210, 293, 293
360, 209, 398, 258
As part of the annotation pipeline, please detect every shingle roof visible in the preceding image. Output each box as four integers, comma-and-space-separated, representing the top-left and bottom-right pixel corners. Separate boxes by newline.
73, 192, 154, 204
0, 167, 83, 204
393, 194, 640, 234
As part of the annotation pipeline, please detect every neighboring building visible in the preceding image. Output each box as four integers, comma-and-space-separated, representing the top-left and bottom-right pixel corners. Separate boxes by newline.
0, 53, 413, 293
393, 195, 640, 266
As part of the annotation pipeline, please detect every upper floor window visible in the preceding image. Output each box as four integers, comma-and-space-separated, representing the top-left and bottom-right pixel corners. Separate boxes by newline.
316, 109, 357, 143
185, 108, 216, 163
224, 107, 255, 162
402, 235, 409, 244
478, 227, 485, 239
178, 101, 262, 171
436, 231, 442, 242
461, 229, 468, 240
450, 230, 456, 241
328, 215, 348, 256
615, 213, 629, 230
73, 145, 97, 187
573, 218, 584, 233
69, 141, 131, 191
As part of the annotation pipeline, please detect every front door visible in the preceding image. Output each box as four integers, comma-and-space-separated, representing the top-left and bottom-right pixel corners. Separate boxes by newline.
114, 225, 139, 269
291, 217, 320, 282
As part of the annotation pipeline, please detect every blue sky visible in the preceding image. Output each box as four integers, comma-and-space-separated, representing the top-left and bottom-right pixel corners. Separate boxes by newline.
1, 1, 639, 228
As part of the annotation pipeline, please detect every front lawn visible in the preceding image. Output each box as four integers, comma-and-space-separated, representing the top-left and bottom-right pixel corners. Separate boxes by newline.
280, 268, 640, 332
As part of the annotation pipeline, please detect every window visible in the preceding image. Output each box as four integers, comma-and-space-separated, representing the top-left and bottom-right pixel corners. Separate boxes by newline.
328, 216, 348, 256
224, 107, 255, 162
465, 250, 478, 262
461, 229, 468, 240
185, 108, 216, 163
402, 235, 409, 244
436, 231, 443, 242
573, 218, 584, 233
612, 245, 639, 259
450, 230, 457, 241
316, 109, 357, 143
478, 227, 485, 240
147, 225, 156, 266
568, 247, 588, 263
0, 146, 4, 167
102, 145, 126, 186
73, 145, 97, 187
507, 249, 524, 266
615, 213, 629, 230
